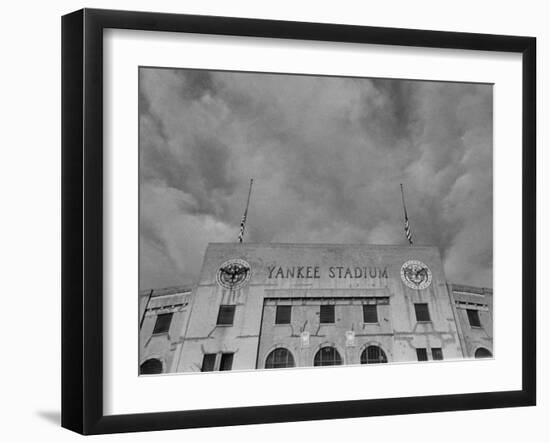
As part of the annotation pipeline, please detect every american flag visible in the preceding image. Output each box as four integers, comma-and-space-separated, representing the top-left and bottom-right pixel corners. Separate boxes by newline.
238, 212, 247, 243
400, 184, 413, 245
238, 179, 254, 243
404, 214, 413, 245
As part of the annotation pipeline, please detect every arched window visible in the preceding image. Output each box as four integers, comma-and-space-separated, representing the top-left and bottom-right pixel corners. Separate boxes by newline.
360, 345, 388, 364
140, 358, 163, 375
314, 347, 342, 366
474, 347, 493, 359
265, 348, 295, 369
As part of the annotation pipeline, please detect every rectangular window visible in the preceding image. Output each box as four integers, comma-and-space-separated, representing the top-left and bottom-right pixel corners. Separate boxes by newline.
216, 305, 235, 325
363, 304, 378, 323
320, 305, 335, 324
467, 309, 481, 327
220, 353, 234, 371
152, 312, 173, 334
201, 353, 216, 372
416, 348, 428, 361
414, 303, 431, 322
432, 348, 444, 360
275, 305, 292, 324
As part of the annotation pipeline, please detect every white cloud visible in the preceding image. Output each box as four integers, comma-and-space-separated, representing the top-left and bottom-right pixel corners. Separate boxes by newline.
139, 69, 493, 289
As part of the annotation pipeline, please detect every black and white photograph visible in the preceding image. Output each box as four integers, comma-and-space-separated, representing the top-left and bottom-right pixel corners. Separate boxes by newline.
138, 67, 494, 375
0, 0, 544, 439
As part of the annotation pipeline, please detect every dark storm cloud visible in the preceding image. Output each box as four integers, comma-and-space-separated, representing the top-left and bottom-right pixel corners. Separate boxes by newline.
139, 68, 493, 290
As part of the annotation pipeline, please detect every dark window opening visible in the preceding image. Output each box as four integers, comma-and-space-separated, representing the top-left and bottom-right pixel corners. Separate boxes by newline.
265, 348, 295, 369
140, 358, 163, 375
363, 305, 378, 323
414, 303, 431, 322
201, 353, 216, 372
314, 347, 342, 366
216, 305, 236, 325
416, 348, 428, 361
361, 346, 388, 364
475, 348, 493, 359
432, 348, 444, 360
220, 353, 234, 371
467, 309, 482, 328
320, 305, 335, 324
152, 312, 173, 334
275, 305, 292, 324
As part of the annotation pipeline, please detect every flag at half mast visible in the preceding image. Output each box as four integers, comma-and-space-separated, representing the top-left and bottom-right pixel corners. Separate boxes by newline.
400, 183, 413, 245
238, 179, 254, 243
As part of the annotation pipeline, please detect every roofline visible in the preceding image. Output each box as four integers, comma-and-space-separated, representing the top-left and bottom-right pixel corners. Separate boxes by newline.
450, 283, 493, 294
139, 285, 194, 297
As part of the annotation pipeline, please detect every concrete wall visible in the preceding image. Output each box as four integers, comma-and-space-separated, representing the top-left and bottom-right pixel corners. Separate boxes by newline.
450, 284, 493, 358
174, 243, 468, 373
138, 287, 191, 374
258, 297, 394, 367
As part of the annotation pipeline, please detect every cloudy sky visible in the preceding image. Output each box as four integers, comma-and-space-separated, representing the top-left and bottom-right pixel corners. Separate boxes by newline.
139, 67, 492, 291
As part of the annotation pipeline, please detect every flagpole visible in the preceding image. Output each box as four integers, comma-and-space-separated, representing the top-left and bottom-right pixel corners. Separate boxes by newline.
139, 289, 154, 330
400, 183, 413, 245
400, 183, 408, 217
238, 179, 254, 243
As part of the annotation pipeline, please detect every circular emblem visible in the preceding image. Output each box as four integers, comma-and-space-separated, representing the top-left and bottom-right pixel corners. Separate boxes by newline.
216, 259, 251, 290
400, 260, 432, 290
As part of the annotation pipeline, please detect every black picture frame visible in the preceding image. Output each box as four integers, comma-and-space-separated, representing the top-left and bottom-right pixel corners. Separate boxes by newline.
61, 8, 536, 435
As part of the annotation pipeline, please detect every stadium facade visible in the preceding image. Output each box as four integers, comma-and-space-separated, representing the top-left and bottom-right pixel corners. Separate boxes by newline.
139, 243, 493, 374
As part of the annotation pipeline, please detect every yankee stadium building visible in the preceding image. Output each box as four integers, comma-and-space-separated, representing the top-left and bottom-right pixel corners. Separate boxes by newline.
138, 242, 493, 374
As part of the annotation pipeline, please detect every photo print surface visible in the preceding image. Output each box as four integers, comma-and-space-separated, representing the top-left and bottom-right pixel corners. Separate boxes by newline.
138, 67, 493, 375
